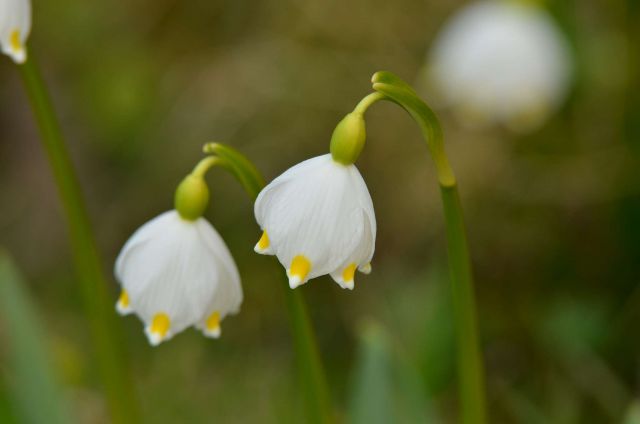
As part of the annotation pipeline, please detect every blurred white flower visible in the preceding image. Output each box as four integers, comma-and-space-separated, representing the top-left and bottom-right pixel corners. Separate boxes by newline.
254, 154, 375, 290
115, 210, 242, 346
0, 0, 31, 63
428, 1, 572, 131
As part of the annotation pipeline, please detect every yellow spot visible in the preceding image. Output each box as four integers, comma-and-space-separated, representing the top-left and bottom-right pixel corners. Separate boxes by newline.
205, 311, 221, 331
150, 313, 170, 338
342, 263, 357, 282
290, 255, 311, 281
118, 290, 130, 308
10, 29, 21, 52
257, 231, 270, 250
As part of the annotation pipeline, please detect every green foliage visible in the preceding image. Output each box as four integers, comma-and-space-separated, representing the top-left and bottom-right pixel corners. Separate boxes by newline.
0, 250, 70, 424
348, 321, 433, 424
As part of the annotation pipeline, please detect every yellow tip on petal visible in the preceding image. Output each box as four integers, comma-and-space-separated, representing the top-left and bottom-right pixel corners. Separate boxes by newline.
359, 262, 372, 275
10, 29, 21, 53
342, 263, 357, 283
203, 311, 221, 338
116, 290, 132, 315
287, 255, 311, 288
254, 230, 271, 254
146, 313, 170, 346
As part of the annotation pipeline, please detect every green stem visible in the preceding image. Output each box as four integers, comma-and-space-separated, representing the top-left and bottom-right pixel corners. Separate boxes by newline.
354, 92, 386, 115
282, 282, 334, 424
368, 72, 486, 424
200, 143, 334, 423
192, 155, 223, 178
18, 57, 139, 423
440, 185, 486, 424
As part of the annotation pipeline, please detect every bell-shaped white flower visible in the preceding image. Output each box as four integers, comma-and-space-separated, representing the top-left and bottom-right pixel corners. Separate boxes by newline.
115, 209, 242, 346
0, 0, 31, 63
254, 154, 376, 290
428, 1, 572, 131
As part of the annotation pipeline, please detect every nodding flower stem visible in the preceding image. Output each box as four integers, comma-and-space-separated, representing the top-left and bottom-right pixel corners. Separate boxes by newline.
200, 143, 334, 424
18, 58, 139, 423
192, 155, 224, 178
345, 72, 487, 424
353, 92, 386, 115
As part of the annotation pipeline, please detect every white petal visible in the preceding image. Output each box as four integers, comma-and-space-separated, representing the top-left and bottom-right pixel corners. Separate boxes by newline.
115, 300, 133, 316
202, 326, 221, 339
253, 232, 274, 255
429, 1, 571, 130
144, 326, 170, 346
0, 0, 31, 64
286, 269, 304, 289
194, 217, 243, 317
114, 210, 242, 339
359, 263, 372, 274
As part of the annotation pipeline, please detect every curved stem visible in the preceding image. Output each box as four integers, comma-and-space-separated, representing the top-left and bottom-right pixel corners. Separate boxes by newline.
18, 58, 139, 423
354, 92, 386, 115
366, 73, 486, 424
200, 143, 334, 424
191, 155, 224, 178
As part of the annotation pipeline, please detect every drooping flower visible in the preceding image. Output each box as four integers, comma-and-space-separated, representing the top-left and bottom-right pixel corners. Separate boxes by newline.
254, 120, 376, 290
0, 0, 31, 64
115, 170, 242, 346
428, 1, 572, 131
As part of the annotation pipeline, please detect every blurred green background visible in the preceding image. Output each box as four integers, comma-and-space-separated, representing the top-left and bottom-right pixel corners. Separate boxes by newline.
1, 0, 640, 422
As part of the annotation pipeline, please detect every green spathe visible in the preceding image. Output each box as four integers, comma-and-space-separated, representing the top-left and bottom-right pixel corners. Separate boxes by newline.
175, 174, 210, 220
330, 112, 366, 165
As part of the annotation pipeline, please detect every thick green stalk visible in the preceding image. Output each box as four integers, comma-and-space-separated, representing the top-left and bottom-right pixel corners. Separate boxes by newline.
202, 143, 334, 423
282, 283, 334, 424
369, 72, 486, 424
18, 57, 138, 423
440, 185, 486, 424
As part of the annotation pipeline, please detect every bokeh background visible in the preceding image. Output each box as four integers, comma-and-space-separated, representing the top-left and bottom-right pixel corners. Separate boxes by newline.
1, 0, 640, 422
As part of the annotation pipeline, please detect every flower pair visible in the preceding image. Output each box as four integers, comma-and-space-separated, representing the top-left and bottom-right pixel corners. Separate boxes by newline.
116, 141, 376, 345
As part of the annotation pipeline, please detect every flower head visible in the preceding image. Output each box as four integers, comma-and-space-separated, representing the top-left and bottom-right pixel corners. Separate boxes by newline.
428, 1, 572, 131
115, 171, 242, 346
1, 0, 31, 64
254, 154, 375, 290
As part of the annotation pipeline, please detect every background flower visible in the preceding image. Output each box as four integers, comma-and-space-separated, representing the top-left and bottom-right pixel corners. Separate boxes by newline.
427, 1, 572, 132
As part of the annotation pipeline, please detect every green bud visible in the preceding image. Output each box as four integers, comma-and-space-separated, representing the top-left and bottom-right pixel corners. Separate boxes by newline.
330, 112, 366, 165
174, 174, 209, 220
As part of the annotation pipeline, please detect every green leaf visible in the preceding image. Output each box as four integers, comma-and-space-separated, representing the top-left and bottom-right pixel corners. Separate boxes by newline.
348, 321, 433, 424
0, 250, 71, 424
417, 268, 456, 395
349, 322, 394, 424
623, 401, 640, 424
203, 142, 265, 200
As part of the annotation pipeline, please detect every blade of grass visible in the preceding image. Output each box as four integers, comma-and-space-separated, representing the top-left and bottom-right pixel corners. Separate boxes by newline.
0, 250, 71, 424
17, 57, 138, 423
349, 320, 434, 424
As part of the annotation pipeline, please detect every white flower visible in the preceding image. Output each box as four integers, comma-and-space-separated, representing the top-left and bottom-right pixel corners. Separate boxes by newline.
0, 0, 31, 64
428, 1, 572, 131
115, 210, 242, 346
254, 154, 375, 290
